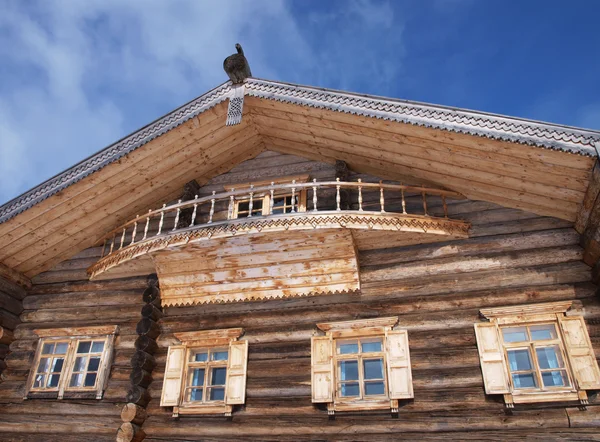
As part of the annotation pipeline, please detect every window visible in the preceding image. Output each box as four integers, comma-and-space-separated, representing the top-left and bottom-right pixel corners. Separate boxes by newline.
311, 317, 413, 415
160, 328, 248, 416
27, 326, 118, 399
229, 175, 308, 219
336, 338, 386, 399
475, 301, 600, 407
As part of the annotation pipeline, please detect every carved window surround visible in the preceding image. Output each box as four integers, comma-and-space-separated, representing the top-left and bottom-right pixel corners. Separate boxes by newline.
475, 301, 600, 408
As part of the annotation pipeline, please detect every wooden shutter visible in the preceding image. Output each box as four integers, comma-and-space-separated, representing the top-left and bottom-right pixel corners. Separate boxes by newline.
160, 345, 186, 407
96, 335, 116, 399
474, 323, 510, 394
311, 336, 333, 403
559, 316, 600, 390
385, 329, 413, 399
225, 340, 248, 405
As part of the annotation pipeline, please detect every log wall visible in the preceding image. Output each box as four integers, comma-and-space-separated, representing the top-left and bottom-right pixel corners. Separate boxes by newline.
0, 151, 599, 441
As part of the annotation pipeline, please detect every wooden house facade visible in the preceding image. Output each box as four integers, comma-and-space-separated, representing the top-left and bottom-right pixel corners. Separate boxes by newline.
1, 76, 600, 441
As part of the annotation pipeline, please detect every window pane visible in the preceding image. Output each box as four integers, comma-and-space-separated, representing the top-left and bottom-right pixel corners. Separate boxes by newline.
193, 352, 208, 362
339, 360, 359, 381
530, 325, 557, 341
42, 343, 54, 354
542, 370, 568, 388
84, 373, 97, 387
70, 373, 83, 387
190, 388, 203, 401
191, 368, 205, 387
502, 327, 528, 343
340, 383, 360, 397
88, 357, 101, 372
77, 341, 91, 354
238, 201, 250, 212
337, 342, 359, 355
273, 197, 286, 208
91, 341, 105, 353
37, 358, 49, 373
47, 374, 61, 388
55, 343, 68, 354
363, 359, 384, 380
51, 358, 64, 373
209, 387, 225, 401
73, 356, 87, 372
211, 367, 227, 385
361, 339, 382, 353
33, 374, 45, 388
364, 381, 385, 396
512, 373, 537, 389
211, 351, 228, 361
536, 346, 564, 370
507, 349, 532, 371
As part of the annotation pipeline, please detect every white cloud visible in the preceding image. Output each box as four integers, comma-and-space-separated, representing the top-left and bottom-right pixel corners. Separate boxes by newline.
0, 0, 406, 205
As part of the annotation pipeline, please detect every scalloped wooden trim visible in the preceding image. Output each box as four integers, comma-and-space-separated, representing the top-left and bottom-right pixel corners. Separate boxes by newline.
89, 211, 469, 280
317, 317, 398, 337
174, 328, 243, 344
480, 301, 573, 321
34, 325, 119, 338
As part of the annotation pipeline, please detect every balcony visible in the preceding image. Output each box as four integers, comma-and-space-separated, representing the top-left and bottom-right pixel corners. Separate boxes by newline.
88, 179, 470, 283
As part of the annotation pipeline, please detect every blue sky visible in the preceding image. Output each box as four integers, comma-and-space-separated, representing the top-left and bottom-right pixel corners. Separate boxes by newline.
1, 0, 599, 205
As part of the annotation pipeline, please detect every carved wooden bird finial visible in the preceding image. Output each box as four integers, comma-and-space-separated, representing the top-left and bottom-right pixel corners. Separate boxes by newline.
223, 43, 252, 84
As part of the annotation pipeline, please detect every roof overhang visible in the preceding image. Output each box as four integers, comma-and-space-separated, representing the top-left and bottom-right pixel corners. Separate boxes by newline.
0, 77, 598, 278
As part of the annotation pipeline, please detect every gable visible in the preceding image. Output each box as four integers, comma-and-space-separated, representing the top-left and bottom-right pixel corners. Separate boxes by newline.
0, 78, 598, 279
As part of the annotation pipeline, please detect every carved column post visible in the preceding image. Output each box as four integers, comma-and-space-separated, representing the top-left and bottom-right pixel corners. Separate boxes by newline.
335, 160, 351, 210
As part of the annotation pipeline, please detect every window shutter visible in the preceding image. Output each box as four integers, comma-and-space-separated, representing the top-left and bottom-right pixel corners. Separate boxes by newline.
311, 336, 333, 403
225, 340, 248, 405
474, 323, 510, 394
160, 345, 186, 407
385, 329, 413, 399
559, 316, 600, 390
96, 335, 116, 399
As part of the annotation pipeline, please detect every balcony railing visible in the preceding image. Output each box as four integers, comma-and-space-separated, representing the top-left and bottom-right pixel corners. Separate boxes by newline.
88, 179, 470, 279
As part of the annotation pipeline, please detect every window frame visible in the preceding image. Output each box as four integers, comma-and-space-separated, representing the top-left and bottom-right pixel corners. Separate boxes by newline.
181, 347, 230, 407
334, 337, 388, 403
27, 326, 118, 400
163, 327, 247, 417
228, 175, 309, 220
500, 322, 574, 395
476, 301, 599, 407
314, 316, 412, 414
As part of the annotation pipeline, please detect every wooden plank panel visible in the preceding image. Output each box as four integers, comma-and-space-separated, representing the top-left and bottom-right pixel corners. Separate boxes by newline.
154, 229, 360, 305
2, 124, 258, 266
16, 135, 264, 276
258, 124, 582, 207
0, 103, 228, 240
253, 111, 588, 195
248, 96, 595, 171
264, 137, 578, 221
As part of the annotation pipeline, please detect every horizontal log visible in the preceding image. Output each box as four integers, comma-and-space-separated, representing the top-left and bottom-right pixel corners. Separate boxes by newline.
134, 335, 158, 355
136, 319, 160, 340
121, 403, 148, 425
141, 303, 162, 322
0, 327, 14, 345
130, 367, 153, 388
126, 385, 151, 408
116, 422, 145, 442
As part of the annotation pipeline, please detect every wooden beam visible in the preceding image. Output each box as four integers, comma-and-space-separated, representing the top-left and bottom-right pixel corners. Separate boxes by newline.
576, 160, 600, 233
0, 262, 31, 290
